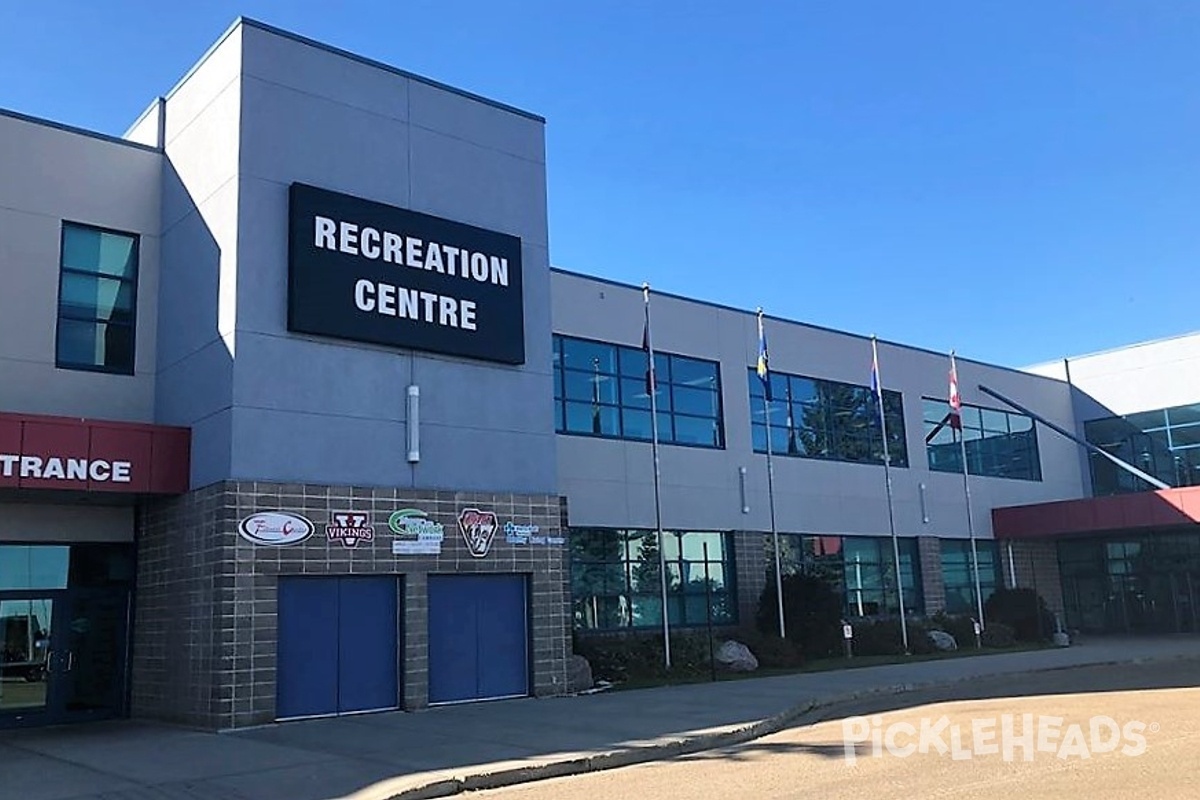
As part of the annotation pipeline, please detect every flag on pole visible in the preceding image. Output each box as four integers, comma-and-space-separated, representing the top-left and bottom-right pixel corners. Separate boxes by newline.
870, 341, 882, 402
948, 352, 962, 430
756, 309, 772, 401
591, 357, 602, 434
642, 314, 656, 396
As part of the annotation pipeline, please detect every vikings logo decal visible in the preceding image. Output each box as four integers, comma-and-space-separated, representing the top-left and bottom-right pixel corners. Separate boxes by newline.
325, 511, 375, 548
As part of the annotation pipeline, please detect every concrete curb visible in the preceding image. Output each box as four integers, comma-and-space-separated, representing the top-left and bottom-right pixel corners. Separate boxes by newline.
373, 652, 1192, 800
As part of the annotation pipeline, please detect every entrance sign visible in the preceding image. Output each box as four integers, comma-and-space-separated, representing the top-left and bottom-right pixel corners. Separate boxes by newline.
288, 183, 525, 364
0, 412, 189, 494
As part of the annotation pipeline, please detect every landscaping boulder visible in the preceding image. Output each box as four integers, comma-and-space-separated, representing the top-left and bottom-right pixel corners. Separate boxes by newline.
715, 640, 759, 672
567, 654, 594, 692
927, 630, 958, 651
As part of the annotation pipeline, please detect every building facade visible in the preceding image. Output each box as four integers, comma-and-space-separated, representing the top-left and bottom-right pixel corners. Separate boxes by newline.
1, 17, 1196, 731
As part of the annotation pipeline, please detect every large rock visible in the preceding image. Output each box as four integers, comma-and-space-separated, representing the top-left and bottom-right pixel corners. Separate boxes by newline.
715, 640, 759, 672
567, 654, 594, 693
928, 630, 958, 651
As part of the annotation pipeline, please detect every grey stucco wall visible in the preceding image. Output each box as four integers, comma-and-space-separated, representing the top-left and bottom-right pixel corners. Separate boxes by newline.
552, 271, 1088, 541
0, 112, 162, 422
153, 20, 555, 494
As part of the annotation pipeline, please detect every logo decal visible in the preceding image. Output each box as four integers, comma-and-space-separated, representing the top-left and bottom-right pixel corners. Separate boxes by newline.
326, 511, 375, 548
458, 508, 498, 558
389, 508, 445, 555
238, 512, 315, 546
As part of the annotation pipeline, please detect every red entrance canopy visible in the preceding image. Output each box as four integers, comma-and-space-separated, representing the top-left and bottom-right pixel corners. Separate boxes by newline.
993, 486, 1200, 540
0, 411, 190, 494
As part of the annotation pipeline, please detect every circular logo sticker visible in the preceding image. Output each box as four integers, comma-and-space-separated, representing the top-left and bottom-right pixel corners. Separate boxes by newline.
237, 512, 315, 546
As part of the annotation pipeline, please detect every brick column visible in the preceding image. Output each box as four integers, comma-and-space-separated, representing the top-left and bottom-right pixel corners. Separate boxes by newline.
917, 536, 945, 616
1008, 539, 1065, 615
402, 573, 429, 709
734, 531, 768, 629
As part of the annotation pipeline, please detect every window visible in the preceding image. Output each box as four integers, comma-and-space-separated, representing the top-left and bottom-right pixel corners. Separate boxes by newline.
1085, 403, 1200, 496
940, 540, 1001, 615
570, 529, 736, 630
553, 335, 724, 448
922, 398, 1041, 481
749, 370, 908, 467
56, 223, 139, 374
770, 534, 922, 617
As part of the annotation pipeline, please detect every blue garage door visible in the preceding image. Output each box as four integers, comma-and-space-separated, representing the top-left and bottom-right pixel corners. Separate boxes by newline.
428, 574, 528, 704
277, 576, 399, 719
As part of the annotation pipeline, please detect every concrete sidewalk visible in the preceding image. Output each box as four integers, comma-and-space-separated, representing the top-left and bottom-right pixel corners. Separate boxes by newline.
4, 636, 1200, 800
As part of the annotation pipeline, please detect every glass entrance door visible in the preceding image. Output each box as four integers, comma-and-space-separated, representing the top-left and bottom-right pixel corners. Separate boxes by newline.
0, 598, 54, 716
59, 590, 130, 719
0, 590, 129, 726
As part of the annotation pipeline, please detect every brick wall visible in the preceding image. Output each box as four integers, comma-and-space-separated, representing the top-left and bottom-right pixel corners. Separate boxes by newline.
917, 536, 945, 616
134, 481, 569, 729
1005, 538, 1065, 615
734, 530, 769, 627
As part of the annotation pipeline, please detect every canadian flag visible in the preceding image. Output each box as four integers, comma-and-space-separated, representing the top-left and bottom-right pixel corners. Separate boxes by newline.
948, 354, 962, 430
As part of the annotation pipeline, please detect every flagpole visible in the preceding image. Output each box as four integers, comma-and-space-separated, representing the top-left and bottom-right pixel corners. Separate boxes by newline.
758, 308, 786, 639
872, 336, 909, 652
644, 284, 672, 668
951, 351, 986, 630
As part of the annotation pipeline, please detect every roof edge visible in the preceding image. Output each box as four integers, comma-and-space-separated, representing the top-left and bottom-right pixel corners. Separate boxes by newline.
237, 17, 545, 123
0, 106, 160, 154
549, 266, 1070, 383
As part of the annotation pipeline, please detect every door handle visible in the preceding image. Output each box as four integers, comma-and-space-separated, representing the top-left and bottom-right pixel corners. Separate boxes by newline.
65, 651, 74, 672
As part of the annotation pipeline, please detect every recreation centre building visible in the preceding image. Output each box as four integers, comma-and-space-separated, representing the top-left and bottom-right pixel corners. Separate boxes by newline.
2, 18, 1199, 730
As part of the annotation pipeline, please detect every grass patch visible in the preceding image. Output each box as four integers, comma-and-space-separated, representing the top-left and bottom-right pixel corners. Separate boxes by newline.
610, 642, 1051, 691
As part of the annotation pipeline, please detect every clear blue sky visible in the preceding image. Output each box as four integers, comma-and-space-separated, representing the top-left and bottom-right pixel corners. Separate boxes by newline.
3, 1, 1199, 368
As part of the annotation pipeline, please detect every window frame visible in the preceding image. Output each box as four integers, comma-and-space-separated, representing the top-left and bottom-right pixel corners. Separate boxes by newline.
55, 221, 140, 376
553, 334, 726, 450
748, 368, 909, 468
569, 528, 738, 631
921, 397, 1042, 482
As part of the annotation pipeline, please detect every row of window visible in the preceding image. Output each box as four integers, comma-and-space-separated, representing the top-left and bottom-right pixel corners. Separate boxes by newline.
1084, 403, 1200, 496
553, 335, 1043, 481
570, 529, 1005, 631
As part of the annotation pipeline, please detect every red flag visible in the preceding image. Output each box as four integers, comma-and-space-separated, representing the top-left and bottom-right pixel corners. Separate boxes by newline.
948, 354, 962, 430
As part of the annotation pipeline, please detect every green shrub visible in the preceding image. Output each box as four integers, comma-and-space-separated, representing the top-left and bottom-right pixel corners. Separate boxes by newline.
981, 621, 1017, 648
906, 619, 939, 655
842, 617, 940, 656
573, 630, 714, 683
736, 627, 805, 668
757, 573, 843, 658
930, 612, 979, 649
984, 588, 1056, 642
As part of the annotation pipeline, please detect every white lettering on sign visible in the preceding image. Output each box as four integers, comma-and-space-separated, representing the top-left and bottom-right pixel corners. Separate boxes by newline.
0, 454, 132, 483
313, 215, 509, 287
352, 278, 477, 331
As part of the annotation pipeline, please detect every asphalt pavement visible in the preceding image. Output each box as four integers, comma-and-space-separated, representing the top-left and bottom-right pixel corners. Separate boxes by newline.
2, 636, 1199, 800
478, 657, 1200, 800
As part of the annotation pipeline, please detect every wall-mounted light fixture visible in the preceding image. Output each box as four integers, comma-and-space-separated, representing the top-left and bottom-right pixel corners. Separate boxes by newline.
406, 385, 420, 463
919, 482, 929, 523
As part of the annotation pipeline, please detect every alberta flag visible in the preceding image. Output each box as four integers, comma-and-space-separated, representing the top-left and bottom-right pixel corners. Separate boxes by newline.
756, 311, 771, 401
